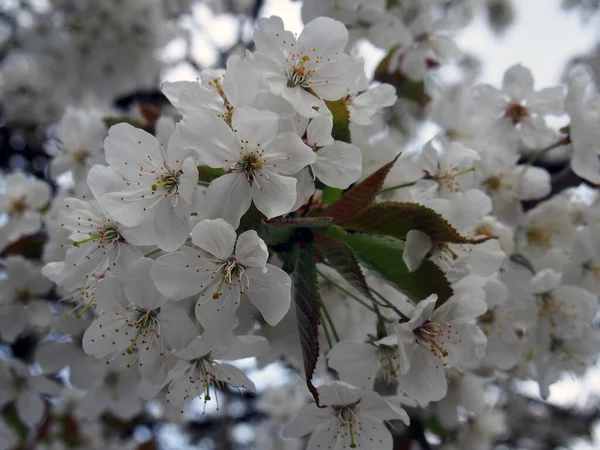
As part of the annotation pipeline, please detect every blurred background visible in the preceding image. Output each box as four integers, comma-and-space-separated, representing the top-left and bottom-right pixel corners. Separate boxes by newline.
2, 0, 600, 449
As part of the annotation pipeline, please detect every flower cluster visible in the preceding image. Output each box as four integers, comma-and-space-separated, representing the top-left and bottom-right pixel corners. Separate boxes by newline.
1, 2, 600, 449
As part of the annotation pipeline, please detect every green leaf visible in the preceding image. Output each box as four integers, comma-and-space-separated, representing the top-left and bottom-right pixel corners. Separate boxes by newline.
341, 201, 492, 244
321, 187, 343, 205
326, 227, 453, 305
197, 165, 225, 183
237, 204, 265, 231
292, 239, 325, 407
315, 232, 374, 302
320, 154, 400, 222
254, 222, 295, 247
324, 99, 351, 143
103, 117, 144, 129
262, 217, 333, 228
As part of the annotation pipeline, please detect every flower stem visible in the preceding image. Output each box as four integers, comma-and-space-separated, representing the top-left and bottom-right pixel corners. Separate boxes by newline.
319, 299, 340, 343
379, 180, 418, 194
321, 316, 333, 350
370, 287, 410, 321
316, 269, 376, 313
526, 138, 569, 167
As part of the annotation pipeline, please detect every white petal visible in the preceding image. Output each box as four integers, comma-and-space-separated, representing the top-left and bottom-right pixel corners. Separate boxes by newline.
311, 55, 364, 100
235, 230, 268, 268
306, 115, 334, 147
326, 341, 380, 389
94, 276, 129, 313
519, 116, 554, 149
218, 335, 271, 360
150, 197, 190, 252
252, 171, 298, 219
231, 106, 279, 148
86, 164, 124, 202
152, 247, 214, 301
472, 84, 507, 113
399, 350, 447, 405
212, 363, 256, 391
196, 285, 240, 342
264, 132, 317, 174
253, 16, 295, 62
197, 173, 252, 229
358, 417, 395, 447
191, 218, 236, 260
297, 17, 349, 56
16, 391, 44, 427
125, 258, 169, 311
82, 313, 130, 358
100, 188, 158, 227
403, 230, 432, 272
244, 265, 291, 326
526, 87, 565, 115
0, 305, 27, 342
176, 112, 239, 168
104, 124, 163, 180
571, 145, 600, 184
515, 165, 551, 200
280, 85, 323, 118
502, 64, 534, 99
283, 405, 332, 438
351, 83, 397, 125
314, 142, 362, 189
158, 304, 199, 351
223, 55, 261, 107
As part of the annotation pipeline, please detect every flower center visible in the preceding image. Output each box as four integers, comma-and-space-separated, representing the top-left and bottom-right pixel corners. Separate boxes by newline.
126, 307, 160, 354
478, 310, 496, 325
483, 175, 503, 191
10, 197, 28, 215
413, 320, 451, 360
212, 258, 247, 300
332, 401, 362, 449
14, 289, 32, 304
231, 152, 265, 185
151, 170, 181, 194
72, 148, 89, 165
286, 54, 313, 88
379, 344, 401, 384
505, 101, 530, 125
72, 223, 121, 247
526, 226, 551, 248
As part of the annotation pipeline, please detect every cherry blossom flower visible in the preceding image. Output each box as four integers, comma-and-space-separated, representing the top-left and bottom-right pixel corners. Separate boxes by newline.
82, 258, 197, 384
343, 73, 397, 125
283, 381, 409, 449
0, 358, 61, 427
100, 123, 198, 251
51, 107, 107, 193
565, 65, 600, 184
43, 165, 144, 292
77, 367, 144, 421
251, 16, 363, 117
152, 218, 292, 343
0, 256, 52, 343
472, 64, 564, 149
164, 334, 269, 411
327, 335, 409, 389
394, 294, 487, 404
163, 54, 295, 127
284, 114, 362, 207
0, 172, 51, 244
176, 106, 316, 227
